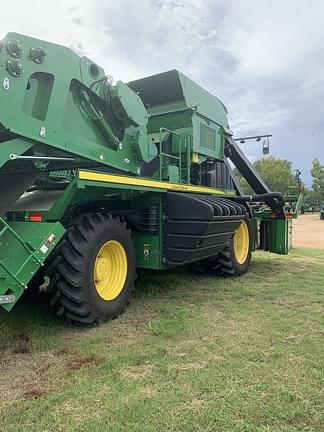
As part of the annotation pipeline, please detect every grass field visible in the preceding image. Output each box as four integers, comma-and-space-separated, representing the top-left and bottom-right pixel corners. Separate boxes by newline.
0, 248, 323, 431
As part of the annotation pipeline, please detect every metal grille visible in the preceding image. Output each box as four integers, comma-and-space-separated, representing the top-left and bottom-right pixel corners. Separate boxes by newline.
200, 124, 216, 151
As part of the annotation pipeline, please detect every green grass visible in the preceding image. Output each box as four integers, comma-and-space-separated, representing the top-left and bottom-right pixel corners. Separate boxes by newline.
0, 248, 323, 432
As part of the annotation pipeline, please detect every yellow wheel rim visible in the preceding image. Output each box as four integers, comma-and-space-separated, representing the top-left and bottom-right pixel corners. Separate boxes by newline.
94, 240, 127, 301
233, 221, 250, 265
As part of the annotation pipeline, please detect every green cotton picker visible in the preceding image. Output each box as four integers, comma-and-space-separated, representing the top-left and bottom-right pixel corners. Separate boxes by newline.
0, 32, 292, 325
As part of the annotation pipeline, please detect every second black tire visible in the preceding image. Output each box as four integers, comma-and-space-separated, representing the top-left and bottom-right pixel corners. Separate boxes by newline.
218, 217, 252, 276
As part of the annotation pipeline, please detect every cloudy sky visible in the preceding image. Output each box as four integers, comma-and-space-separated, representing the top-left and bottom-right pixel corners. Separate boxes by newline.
1, 0, 323, 185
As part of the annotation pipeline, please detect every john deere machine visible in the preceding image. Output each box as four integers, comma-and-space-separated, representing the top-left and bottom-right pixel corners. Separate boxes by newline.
284, 169, 304, 218
0, 33, 291, 325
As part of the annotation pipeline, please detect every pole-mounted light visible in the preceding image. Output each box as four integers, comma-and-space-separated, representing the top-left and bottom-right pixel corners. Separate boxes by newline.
234, 134, 272, 155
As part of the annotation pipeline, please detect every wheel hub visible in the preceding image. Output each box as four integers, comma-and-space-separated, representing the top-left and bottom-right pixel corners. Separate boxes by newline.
94, 240, 127, 301
233, 221, 249, 264
95, 257, 109, 281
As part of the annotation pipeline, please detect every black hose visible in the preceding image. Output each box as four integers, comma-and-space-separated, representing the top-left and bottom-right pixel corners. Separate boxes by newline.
233, 192, 286, 219
234, 192, 285, 205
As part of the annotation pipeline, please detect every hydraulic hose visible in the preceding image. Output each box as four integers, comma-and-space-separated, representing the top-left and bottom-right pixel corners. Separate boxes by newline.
234, 192, 284, 205
233, 192, 286, 219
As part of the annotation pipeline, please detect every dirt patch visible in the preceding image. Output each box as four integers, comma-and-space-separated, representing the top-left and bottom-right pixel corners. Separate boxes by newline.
11, 334, 32, 354
54, 347, 79, 356
23, 387, 47, 400
0, 351, 56, 405
65, 354, 104, 371
0, 347, 104, 406
0, 333, 33, 355
55, 347, 105, 372
293, 214, 324, 248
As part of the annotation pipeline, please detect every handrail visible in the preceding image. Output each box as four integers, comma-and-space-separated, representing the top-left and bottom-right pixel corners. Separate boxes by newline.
159, 127, 182, 181
185, 136, 191, 184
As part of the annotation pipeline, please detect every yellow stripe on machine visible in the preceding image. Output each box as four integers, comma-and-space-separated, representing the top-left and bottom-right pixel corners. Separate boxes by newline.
78, 170, 226, 195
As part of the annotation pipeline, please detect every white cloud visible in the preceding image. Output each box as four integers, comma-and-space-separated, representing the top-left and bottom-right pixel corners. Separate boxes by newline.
221, 1, 324, 78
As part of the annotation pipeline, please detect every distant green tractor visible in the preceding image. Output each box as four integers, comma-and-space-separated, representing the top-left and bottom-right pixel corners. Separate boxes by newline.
0, 33, 291, 324
284, 169, 304, 218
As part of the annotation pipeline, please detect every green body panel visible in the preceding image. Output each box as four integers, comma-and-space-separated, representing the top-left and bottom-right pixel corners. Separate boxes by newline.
0, 33, 156, 174
0, 137, 34, 167
0, 220, 65, 310
269, 219, 291, 254
192, 114, 225, 160
6, 170, 233, 274
128, 70, 229, 129
134, 233, 161, 269
0, 33, 231, 183
252, 210, 292, 254
129, 70, 229, 163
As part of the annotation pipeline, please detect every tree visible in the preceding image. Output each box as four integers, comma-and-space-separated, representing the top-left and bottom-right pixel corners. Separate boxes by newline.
310, 159, 324, 206
234, 156, 294, 194
303, 188, 318, 208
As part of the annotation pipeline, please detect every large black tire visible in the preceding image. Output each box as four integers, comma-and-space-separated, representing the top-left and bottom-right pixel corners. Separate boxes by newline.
47, 213, 136, 325
219, 217, 252, 276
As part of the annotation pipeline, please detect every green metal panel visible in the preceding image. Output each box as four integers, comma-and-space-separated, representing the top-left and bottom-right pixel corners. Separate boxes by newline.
134, 233, 161, 269
129, 70, 229, 130
111, 81, 148, 127
0, 32, 156, 175
269, 219, 290, 254
251, 208, 291, 255
129, 70, 230, 161
128, 70, 187, 112
0, 34, 237, 199
0, 137, 34, 169
177, 71, 229, 130
0, 220, 65, 311
192, 114, 224, 160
